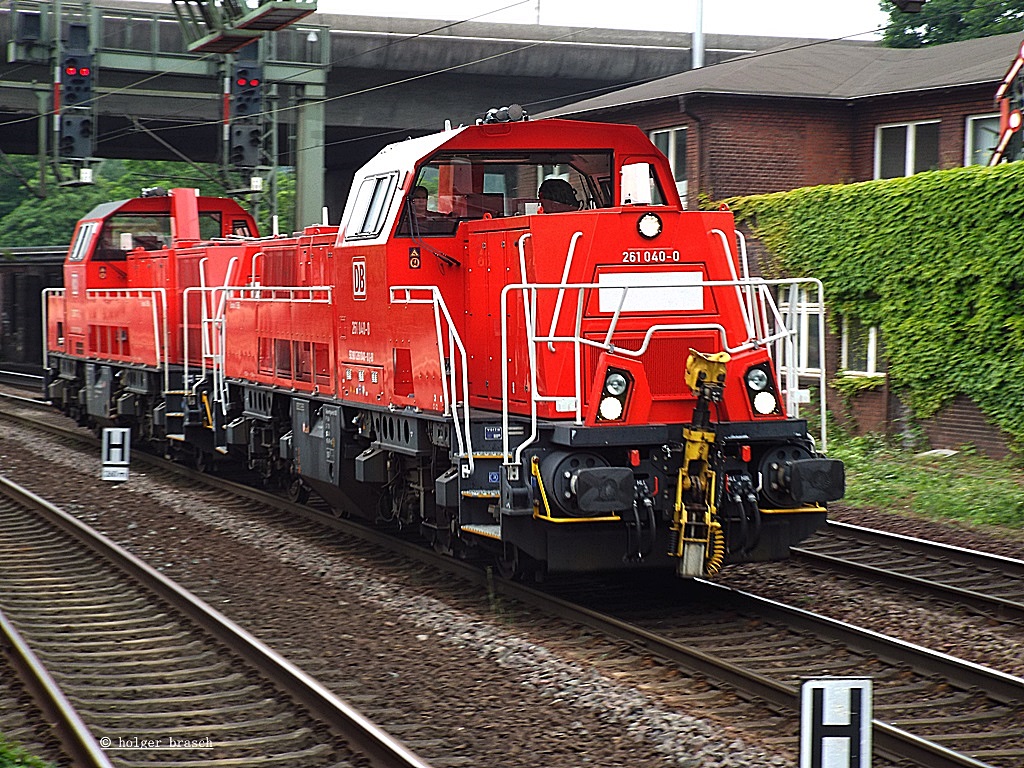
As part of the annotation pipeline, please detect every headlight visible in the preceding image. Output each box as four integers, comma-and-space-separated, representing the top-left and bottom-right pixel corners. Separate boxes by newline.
746, 368, 769, 391
637, 213, 662, 239
753, 391, 777, 415
599, 396, 624, 421
605, 372, 628, 396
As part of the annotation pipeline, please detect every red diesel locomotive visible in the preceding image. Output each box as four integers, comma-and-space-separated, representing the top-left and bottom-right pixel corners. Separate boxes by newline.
44, 111, 844, 579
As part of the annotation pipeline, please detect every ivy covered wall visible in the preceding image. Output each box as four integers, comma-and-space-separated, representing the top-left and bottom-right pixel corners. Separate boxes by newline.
727, 162, 1024, 451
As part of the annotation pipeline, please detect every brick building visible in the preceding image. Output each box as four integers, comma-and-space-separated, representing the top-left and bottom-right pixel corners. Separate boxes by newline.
542, 33, 1023, 457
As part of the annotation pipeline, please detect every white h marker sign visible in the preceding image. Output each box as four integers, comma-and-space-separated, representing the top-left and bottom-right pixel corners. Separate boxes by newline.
800, 678, 872, 768
101, 427, 131, 481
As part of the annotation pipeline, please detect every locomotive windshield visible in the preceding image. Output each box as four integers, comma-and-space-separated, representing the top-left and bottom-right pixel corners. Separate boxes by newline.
92, 212, 223, 261
397, 150, 614, 237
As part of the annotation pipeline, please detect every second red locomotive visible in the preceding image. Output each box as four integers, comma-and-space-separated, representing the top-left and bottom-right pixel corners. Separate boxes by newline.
44, 110, 844, 579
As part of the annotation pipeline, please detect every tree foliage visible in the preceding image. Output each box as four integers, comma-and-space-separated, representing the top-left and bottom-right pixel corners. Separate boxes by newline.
882, 0, 1024, 47
728, 162, 1024, 450
0, 158, 294, 246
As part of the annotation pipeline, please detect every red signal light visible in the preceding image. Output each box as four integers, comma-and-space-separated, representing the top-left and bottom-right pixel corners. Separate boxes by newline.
236, 78, 247, 86
79, 66, 91, 76
248, 79, 260, 87
65, 66, 78, 76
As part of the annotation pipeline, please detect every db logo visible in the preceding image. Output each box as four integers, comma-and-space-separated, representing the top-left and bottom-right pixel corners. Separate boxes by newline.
352, 258, 367, 299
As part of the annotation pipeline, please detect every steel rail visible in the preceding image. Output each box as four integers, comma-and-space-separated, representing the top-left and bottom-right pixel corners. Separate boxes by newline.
793, 521, 1024, 622
0, 474, 434, 768
0, 608, 115, 768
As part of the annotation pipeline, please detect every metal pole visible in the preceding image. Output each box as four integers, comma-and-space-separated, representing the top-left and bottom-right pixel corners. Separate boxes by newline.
693, 0, 705, 69
52, 0, 62, 167
36, 84, 49, 194
269, 81, 279, 232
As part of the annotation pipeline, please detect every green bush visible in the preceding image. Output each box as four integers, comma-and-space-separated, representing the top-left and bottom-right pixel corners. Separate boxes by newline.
0, 736, 56, 768
729, 163, 1024, 451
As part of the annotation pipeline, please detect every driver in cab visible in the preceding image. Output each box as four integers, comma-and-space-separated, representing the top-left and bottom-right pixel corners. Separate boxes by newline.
538, 178, 581, 213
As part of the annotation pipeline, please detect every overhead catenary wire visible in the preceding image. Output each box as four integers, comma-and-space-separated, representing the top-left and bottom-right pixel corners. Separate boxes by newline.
0, 1, 1007, 177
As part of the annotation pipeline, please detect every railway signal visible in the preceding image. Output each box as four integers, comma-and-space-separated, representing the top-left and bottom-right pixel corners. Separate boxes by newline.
61, 53, 94, 107
229, 121, 261, 167
59, 113, 93, 159
231, 65, 263, 119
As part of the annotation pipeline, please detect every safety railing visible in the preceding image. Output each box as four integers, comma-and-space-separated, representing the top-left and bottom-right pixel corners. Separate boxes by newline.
182, 257, 237, 411
40, 287, 65, 367
498, 273, 830, 464
183, 281, 332, 414
389, 286, 474, 474
76, 288, 170, 393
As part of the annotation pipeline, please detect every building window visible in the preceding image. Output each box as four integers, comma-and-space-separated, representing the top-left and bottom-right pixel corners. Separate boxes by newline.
650, 127, 687, 205
875, 121, 940, 179
840, 317, 886, 376
776, 286, 822, 376
965, 114, 999, 166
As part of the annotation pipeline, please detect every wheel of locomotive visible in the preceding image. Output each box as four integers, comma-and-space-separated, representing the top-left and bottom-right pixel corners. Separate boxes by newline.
495, 544, 540, 582
193, 448, 214, 474
431, 510, 462, 557
287, 478, 311, 504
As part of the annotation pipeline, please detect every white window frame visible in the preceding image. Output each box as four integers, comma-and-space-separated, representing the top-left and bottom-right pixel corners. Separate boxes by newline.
964, 113, 1000, 166
69, 221, 98, 261
777, 286, 823, 377
874, 120, 940, 179
345, 172, 399, 240
840, 317, 884, 377
650, 126, 688, 206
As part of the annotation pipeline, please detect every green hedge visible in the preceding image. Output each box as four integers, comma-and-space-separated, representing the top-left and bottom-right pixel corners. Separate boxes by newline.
727, 162, 1024, 450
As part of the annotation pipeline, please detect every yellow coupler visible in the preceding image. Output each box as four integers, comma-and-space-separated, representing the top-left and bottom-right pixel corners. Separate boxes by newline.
671, 350, 730, 577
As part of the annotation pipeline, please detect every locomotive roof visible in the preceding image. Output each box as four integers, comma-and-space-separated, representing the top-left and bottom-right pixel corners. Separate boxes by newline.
357, 118, 662, 176
80, 199, 133, 221
78, 192, 253, 223
338, 117, 672, 243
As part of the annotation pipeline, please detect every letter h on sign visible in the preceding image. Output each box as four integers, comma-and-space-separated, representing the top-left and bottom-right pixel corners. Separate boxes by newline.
800, 678, 872, 768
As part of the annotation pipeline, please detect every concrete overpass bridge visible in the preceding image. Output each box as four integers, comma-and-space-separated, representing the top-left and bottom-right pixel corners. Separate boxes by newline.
1, 0, 801, 222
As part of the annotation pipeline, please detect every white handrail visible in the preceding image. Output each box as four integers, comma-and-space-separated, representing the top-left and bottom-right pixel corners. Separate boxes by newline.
499, 274, 832, 461
710, 228, 757, 341
389, 285, 473, 474
546, 231, 584, 352
41, 288, 65, 367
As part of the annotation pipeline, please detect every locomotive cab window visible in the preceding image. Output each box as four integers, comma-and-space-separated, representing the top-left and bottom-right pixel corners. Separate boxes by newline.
68, 221, 99, 262
346, 172, 399, 240
95, 213, 172, 261
397, 150, 613, 236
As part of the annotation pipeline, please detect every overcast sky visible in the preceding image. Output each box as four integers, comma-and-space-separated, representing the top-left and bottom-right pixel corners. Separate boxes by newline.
321, 0, 891, 40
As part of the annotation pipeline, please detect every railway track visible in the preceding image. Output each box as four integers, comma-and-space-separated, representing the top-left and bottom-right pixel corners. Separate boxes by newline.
793, 521, 1024, 623
538, 577, 1024, 768
3, 397, 1024, 767
0, 368, 44, 394
0, 473, 432, 768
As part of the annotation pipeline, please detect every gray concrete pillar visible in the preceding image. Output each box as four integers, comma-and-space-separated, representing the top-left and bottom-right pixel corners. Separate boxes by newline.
294, 84, 326, 228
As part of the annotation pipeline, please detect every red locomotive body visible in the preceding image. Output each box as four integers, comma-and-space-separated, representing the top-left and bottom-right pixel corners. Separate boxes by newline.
45, 114, 843, 579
